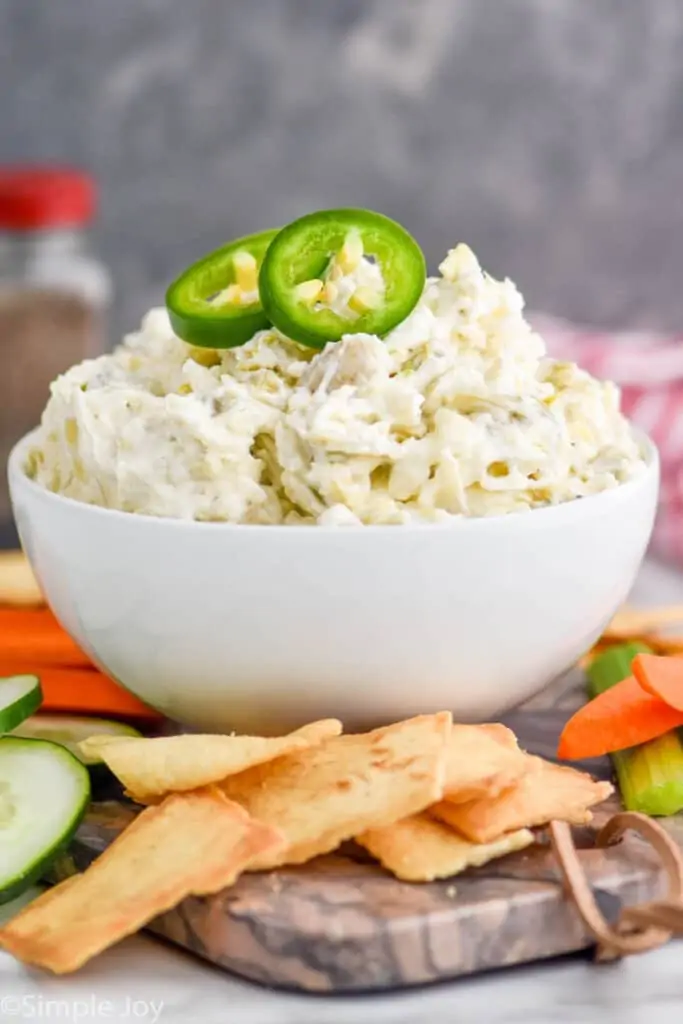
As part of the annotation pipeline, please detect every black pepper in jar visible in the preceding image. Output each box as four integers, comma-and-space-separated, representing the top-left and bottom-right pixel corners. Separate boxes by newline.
0, 167, 111, 540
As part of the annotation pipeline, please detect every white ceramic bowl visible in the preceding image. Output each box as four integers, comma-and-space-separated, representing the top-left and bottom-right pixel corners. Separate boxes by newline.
9, 430, 659, 734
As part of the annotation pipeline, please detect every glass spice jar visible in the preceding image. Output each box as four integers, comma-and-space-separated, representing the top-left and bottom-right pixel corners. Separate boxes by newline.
0, 166, 111, 541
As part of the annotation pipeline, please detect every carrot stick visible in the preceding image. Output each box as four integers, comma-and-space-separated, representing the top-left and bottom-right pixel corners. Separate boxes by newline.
633, 653, 683, 711
583, 644, 683, 815
0, 608, 62, 631
0, 634, 92, 669
0, 659, 93, 678
557, 675, 683, 760
0, 634, 91, 667
0, 608, 93, 667
36, 668, 163, 722
0, 606, 163, 720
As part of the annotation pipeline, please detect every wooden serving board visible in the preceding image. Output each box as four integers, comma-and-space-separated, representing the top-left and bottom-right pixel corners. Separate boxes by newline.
52, 675, 681, 993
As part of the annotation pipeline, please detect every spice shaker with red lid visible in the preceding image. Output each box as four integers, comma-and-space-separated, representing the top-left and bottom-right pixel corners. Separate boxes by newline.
0, 165, 111, 539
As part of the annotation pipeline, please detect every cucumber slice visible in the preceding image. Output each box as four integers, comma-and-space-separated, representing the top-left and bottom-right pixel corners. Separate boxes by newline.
0, 737, 90, 904
0, 675, 42, 734
11, 715, 143, 766
0, 884, 46, 925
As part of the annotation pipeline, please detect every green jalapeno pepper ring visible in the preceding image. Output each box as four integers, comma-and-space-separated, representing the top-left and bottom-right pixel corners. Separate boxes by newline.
166, 228, 278, 348
258, 209, 426, 349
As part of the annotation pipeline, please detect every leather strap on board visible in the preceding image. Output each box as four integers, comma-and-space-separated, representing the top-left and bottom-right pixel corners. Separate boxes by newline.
550, 813, 683, 960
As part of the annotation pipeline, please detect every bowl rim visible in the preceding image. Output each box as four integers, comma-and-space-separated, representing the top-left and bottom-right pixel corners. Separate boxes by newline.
9, 427, 659, 537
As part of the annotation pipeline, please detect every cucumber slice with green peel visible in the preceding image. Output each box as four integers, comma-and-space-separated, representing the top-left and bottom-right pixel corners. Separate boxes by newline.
0, 675, 42, 734
11, 715, 143, 766
0, 737, 90, 904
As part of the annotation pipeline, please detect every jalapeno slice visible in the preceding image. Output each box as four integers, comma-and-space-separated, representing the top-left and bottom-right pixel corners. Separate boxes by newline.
258, 209, 426, 349
165, 228, 278, 348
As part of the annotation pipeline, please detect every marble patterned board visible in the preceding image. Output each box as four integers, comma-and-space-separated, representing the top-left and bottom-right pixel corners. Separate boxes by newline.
49, 678, 679, 994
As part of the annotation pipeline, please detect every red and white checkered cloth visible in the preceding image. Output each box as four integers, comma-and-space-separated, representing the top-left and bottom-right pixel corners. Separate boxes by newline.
534, 314, 683, 567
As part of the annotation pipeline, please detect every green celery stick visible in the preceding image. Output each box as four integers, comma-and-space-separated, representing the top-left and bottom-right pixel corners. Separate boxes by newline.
586, 643, 683, 816
586, 642, 651, 699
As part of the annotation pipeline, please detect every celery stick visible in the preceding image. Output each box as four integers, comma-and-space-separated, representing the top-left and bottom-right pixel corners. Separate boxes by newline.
586, 643, 683, 816
586, 643, 651, 700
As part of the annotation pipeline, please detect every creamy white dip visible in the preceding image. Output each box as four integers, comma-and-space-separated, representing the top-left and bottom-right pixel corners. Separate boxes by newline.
28, 244, 645, 525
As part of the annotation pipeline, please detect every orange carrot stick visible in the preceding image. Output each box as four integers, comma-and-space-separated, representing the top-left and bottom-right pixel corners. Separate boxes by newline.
37, 668, 163, 723
0, 608, 62, 630
0, 606, 162, 720
632, 653, 683, 712
0, 608, 92, 667
0, 659, 93, 678
0, 634, 92, 669
557, 675, 683, 760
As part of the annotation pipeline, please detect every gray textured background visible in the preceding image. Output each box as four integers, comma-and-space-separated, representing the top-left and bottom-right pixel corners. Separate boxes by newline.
3, 0, 683, 340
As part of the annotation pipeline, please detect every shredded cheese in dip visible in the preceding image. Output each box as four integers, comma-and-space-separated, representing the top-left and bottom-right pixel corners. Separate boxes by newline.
28, 244, 645, 525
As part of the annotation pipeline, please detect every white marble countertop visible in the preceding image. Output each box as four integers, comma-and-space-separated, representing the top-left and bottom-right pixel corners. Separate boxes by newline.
3, 558, 683, 1024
